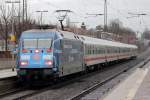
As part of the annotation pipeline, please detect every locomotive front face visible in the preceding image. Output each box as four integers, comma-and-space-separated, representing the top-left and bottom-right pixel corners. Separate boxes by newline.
19, 38, 53, 68
17, 37, 56, 78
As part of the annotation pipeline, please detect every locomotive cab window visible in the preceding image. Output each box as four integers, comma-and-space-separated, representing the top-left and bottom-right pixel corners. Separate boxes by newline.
22, 38, 52, 49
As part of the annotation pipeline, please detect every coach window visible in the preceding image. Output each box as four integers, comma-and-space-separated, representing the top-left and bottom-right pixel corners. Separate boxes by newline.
93, 45, 94, 54
103, 48, 105, 54
107, 47, 109, 54
96, 46, 98, 54
92, 45, 94, 54
122, 48, 123, 53
111, 47, 113, 53
116, 48, 118, 53
101, 48, 104, 54
91, 45, 93, 54
113, 47, 115, 53
103, 47, 105, 54
120, 48, 122, 53
131, 48, 133, 53
102, 47, 105, 54
107, 48, 109, 53
95, 46, 96, 54
121, 48, 123, 53
117, 48, 119, 53
86, 45, 88, 55
115, 48, 117, 53
99, 48, 101, 54
90, 45, 92, 54
93, 45, 95, 54
92, 45, 93, 54
88, 45, 90, 55
85, 45, 87, 55
109, 47, 111, 53
95, 46, 97, 54
87, 45, 89, 55
97, 46, 98, 54
98, 47, 100, 54
98, 46, 100, 54
88, 46, 89, 55
100, 47, 101, 54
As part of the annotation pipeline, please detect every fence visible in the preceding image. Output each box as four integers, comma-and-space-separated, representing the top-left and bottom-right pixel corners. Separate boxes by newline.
0, 58, 15, 69
0, 51, 15, 69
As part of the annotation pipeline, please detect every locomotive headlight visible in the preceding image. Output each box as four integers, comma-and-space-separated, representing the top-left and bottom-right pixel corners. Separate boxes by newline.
43, 55, 51, 60
20, 55, 30, 60
20, 61, 28, 66
45, 60, 53, 66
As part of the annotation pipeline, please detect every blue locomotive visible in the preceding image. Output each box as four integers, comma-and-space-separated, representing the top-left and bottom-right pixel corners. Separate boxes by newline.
16, 29, 83, 80
16, 29, 137, 80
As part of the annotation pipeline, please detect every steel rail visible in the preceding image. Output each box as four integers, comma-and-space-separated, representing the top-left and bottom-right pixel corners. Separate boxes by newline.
68, 58, 150, 100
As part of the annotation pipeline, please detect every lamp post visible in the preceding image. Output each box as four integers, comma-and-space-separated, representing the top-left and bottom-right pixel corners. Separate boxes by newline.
36, 10, 48, 26
5, 1, 20, 35
104, 0, 107, 32
127, 12, 147, 19
70, 22, 80, 33
127, 12, 147, 44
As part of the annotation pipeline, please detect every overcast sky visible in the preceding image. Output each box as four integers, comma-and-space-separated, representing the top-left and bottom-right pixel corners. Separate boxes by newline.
8, 0, 150, 32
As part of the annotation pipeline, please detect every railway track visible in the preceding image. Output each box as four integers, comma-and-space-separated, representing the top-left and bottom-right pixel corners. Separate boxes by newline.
68, 58, 150, 100
0, 77, 19, 96
0, 58, 148, 100
1, 49, 150, 100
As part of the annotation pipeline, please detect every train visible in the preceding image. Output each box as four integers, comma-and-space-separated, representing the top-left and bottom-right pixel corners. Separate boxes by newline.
16, 29, 138, 81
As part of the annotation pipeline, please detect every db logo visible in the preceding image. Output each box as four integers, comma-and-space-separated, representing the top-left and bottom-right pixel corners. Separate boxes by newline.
33, 55, 40, 60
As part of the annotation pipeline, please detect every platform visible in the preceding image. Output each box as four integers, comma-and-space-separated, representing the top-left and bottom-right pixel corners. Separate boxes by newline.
102, 61, 150, 100
0, 69, 17, 79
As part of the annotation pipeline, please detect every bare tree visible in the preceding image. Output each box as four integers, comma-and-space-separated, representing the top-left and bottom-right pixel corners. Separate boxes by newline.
0, 4, 12, 51
142, 28, 150, 40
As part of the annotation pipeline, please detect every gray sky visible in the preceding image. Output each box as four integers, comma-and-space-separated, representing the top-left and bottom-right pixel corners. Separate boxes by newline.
14, 0, 150, 32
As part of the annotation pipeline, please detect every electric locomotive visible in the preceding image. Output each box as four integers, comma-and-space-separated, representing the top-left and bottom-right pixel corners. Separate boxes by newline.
16, 29, 83, 80
16, 29, 137, 81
